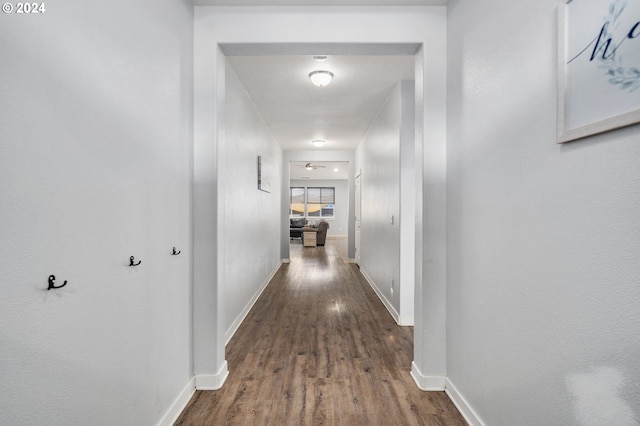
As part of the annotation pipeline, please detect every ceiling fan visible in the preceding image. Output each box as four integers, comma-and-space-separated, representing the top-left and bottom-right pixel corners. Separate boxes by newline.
296, 162, 326, 170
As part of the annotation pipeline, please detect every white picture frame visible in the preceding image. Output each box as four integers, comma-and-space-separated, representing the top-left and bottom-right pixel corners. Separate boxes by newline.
557, 0, 640, 143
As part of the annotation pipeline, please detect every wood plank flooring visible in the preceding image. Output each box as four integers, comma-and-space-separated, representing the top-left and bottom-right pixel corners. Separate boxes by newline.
175, 238, 466, 425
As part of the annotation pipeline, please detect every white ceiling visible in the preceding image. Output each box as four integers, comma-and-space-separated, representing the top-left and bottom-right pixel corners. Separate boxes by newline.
290, 161, 349, 180
227, 55, 414, 151
198, 0, 438, 180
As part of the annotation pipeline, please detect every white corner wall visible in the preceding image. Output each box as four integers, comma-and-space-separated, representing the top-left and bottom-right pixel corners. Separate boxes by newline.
355, 80, 415, 326
0, 1, 195, 425
446, 0, 640, 424
222, 63, 283, 343
399, 80, 416, 327
355, 83, 401, 321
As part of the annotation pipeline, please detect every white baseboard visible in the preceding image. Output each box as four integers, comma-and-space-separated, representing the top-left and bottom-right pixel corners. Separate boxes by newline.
225, 262, 281, 345
445, 378, 484, 426
157, 377, 195, 426
282, 258, 290, 264
195, 361, 229, 390
410, 362, 446, 390
345, 258, 357, 264
397, 314, 413, 326
359, 267, 401, 325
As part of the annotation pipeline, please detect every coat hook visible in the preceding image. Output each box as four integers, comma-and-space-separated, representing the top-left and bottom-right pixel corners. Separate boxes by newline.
129, 256, 141, 266
172, 247, 181, 255
48, 275, 67, 290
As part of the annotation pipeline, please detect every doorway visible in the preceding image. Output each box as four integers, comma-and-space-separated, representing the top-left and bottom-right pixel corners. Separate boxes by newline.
288, 160, 349, 249
193, 10, 448, 390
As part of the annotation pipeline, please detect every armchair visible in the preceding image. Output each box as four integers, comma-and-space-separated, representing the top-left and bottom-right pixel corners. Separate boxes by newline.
315, 220, 329, 246
301, 220, 329, 246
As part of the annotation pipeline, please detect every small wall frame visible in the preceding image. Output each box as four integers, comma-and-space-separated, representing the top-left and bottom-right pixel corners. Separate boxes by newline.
257, 155, 272, 193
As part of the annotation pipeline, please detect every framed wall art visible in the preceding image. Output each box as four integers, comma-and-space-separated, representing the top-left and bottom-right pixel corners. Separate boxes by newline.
557, 0, 640, 143
257, 155, 272, 193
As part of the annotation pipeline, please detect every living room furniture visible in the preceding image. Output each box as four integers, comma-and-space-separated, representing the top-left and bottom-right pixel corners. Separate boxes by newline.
290, 218, 307, 239
303, 231, 317, 247
315, 220, 329, 246
301, 220, 329, 247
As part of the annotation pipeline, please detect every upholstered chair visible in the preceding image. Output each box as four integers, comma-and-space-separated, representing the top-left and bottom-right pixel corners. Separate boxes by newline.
315, 220, 329, 246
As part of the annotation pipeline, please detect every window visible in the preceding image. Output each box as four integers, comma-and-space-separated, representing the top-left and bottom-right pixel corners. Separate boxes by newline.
307, 187, 335, 218
289, 186, 335, 218
289, 187, 305, 217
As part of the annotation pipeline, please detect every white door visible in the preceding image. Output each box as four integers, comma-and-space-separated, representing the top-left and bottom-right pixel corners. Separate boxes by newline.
355, 174, 361, 265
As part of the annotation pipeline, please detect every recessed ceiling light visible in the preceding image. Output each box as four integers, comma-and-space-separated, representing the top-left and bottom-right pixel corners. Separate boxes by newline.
333, 168, 339, 172
313, 55, 328, 62
312, 139, 325, 148
309, 70, 334, 87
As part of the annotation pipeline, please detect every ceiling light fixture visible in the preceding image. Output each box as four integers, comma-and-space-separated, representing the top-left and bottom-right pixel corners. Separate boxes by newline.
309, 70, 334, 87
312, 139, 325, 148
313, 55, 328, 62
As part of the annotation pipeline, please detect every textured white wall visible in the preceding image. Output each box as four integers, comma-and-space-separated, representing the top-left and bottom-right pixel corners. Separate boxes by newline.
0, 1, 194, 424
193, 32, 226, 390
356, 83, 401, 317
355, 82, 420, 325
446, 0, 640, 424
222, 64, 283, 341
399, 80, 416, 326
412, 29, 448, 388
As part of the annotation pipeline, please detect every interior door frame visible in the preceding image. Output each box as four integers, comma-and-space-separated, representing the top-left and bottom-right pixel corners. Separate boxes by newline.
354, 172, 361, 265
194, 7, 447, 392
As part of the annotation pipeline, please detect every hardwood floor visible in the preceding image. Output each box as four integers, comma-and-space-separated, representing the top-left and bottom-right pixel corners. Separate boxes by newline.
175, 238, 466, 425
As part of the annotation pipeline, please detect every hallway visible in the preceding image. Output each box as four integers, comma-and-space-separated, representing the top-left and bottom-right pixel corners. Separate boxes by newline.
175, 239, 465, 425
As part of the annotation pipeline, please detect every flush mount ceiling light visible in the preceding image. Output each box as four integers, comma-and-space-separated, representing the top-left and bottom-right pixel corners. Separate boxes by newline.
313, 55, 328, 62
309, 70, 334, 87
311, 139, 325, 148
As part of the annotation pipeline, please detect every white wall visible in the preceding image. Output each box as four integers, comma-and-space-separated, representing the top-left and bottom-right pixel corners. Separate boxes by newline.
222, 63, 283, 343
290, 179, 349, 236
355, 81, 415, 325
399, 80, 416, 328
446, 0, 640, 424
0, 1, 194, 424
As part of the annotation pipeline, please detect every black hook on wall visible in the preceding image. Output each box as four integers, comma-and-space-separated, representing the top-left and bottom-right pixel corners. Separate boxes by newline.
48, 275, 67, 290
172, 247, 181, 255
129, 256, 142, 266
